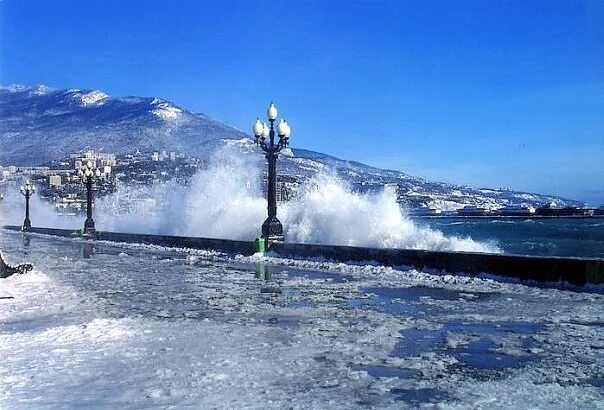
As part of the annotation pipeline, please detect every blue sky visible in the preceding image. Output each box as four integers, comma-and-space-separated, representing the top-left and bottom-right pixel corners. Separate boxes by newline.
1, 0, 603, 204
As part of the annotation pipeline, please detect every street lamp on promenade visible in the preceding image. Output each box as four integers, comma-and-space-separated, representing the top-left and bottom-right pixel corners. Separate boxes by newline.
78, 161, 111, 235
19, 180, 35, 231
252, 102, 292, 242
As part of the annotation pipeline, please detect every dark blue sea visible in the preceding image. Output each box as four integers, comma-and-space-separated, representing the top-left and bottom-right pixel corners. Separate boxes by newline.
419, 217, 604, 258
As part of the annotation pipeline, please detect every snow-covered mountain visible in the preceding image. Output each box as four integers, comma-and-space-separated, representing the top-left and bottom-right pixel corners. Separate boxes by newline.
0, 85, 582, 209
0, 85, 247, 165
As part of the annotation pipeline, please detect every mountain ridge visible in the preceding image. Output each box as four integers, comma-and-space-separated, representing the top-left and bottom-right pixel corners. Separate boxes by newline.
0, 84, 583, 209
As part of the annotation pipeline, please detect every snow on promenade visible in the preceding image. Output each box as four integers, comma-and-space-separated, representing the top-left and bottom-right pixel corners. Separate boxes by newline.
0, 230, 603, 408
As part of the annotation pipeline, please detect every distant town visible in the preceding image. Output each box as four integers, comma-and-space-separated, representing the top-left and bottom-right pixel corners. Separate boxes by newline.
0, 150, 295, 215
0, 150, 602, 218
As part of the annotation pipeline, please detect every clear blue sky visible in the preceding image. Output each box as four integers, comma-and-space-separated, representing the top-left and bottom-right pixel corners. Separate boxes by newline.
1, 0, 603, 204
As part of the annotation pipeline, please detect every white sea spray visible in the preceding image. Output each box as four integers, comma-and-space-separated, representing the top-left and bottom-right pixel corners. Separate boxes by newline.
0, 146, 499, 253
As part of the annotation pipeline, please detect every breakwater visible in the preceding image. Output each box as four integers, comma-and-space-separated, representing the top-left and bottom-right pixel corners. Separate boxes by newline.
3, 225, 603, 286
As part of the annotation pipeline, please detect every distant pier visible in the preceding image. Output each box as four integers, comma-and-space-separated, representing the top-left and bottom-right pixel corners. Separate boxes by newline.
413, 214, 604, 219
411, 206, 604, 218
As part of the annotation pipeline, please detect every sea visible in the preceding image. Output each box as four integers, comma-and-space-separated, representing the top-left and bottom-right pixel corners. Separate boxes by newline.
420, 217, 604, 258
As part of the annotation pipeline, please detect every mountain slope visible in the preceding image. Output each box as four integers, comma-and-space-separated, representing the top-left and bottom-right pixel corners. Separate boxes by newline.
0, 85, 247, 165
226, 138, 582, 210
0, 85, 582, 209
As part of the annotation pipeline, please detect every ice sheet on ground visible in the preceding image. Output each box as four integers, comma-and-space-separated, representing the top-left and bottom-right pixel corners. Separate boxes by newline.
0, 230, 602, 408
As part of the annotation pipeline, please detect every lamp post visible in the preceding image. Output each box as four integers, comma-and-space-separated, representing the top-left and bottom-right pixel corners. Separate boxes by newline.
19, 180, 35, 231
252, 102, 292, 242
78, 160, 111, 235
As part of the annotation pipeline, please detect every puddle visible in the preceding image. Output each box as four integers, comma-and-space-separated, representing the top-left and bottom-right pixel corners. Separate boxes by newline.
347, 286, 489, 316
458, 338, 534, 370
395, 328, 443, 357
347, 296, 420, 316
348, 286, 544, 374
394, 321, 544, 372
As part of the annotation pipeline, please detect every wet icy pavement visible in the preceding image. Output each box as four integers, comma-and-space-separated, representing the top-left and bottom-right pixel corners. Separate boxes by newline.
0, 231, 603, 408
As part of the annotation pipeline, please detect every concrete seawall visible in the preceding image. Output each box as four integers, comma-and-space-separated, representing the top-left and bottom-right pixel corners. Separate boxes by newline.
271, 242, 603, 286
3, 225, 603, 286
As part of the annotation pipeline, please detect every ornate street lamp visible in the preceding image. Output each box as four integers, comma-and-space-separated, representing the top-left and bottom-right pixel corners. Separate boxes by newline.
78, 160, 111, 235
19, 180, 36, 231
252, 102, 292, 242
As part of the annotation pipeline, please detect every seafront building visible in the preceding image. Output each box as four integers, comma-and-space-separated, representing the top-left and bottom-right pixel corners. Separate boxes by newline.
457, 205, 493, 216
498, 205, 536, 216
